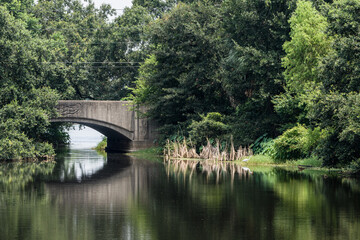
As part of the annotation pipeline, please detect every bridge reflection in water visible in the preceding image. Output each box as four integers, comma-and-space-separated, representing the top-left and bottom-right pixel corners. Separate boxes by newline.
45, 153, 158, 210
3, 149, 359, 240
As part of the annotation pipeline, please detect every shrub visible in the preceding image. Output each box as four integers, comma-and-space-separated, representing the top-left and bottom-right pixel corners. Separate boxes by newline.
271, 124, 327, 162
348, 159, 360, 174
95, 137, 107, 152
251, 133, 274, 155
189, 112, 230, 146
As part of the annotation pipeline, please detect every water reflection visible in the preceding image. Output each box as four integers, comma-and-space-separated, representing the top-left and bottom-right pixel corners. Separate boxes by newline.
51, 149, 108, 182
1, 150, 360, 240
0, 161, 55, 191
43, 153, 160, 240
165, 159, 253, 186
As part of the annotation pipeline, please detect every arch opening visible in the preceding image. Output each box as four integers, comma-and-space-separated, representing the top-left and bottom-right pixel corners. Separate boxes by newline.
51, 118, 134, 153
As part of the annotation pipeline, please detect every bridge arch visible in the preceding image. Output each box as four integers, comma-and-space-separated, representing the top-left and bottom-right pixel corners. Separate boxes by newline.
51, 117, 134, 152
51, 117, 134, 140
51, 100, 158, 152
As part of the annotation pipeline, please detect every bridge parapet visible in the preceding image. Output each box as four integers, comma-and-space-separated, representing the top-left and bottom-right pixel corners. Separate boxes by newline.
51, 100, 158, 152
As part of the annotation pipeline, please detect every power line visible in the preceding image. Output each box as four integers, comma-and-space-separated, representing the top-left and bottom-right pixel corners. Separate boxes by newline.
6, 8, 126, 13
42, 26, 147, 31
62, 41, 142, 45
40, 61, 142, 64
84, 66, 140, 68
0, 61, 142, 64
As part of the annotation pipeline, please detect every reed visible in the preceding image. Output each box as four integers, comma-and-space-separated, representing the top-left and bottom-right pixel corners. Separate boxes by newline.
164, 137, 253, 161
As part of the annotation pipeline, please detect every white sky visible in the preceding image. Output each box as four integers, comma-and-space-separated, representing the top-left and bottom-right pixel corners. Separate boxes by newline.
92, 0, 133, 11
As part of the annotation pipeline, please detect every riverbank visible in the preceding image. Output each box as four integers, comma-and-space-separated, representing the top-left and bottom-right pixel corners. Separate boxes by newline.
132, 146, 358, 177
93, 137, 358, 177
128, 147, 163, 162
93, 137, 107, 152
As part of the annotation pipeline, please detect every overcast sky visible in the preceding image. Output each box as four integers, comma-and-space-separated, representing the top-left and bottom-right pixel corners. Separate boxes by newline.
92, 0, 133, 11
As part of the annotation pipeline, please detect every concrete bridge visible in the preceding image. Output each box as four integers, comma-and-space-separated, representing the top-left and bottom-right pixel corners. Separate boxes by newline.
51, 100, 158, 152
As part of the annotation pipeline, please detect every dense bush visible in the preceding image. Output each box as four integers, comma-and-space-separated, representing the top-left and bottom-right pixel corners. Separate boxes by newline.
271, 125, 327, 162
188, 112, 230, 147
309, 92, 360, 166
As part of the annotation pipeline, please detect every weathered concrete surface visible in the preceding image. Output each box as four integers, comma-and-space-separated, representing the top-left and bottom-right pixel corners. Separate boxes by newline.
51, 100, 158, 152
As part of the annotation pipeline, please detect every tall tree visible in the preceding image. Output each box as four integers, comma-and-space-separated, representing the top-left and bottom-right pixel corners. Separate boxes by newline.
221, 0, 296, 144
308, 0, 360, 166
320, 0, 360, 92
132, 2, 228, 136
282, 0, 332, 93
273, 0, 332, 128
0, 6, 59, 159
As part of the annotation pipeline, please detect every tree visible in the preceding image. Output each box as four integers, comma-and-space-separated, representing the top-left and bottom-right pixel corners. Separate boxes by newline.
320, 0, 360, 92
308, 0, 360, 166
282, 0, 333, 93
273, 0, 332, 129
221, 0, 296, 144
132, 2, 228, 137
0, 6, 60, 159
88, 5, 152, 100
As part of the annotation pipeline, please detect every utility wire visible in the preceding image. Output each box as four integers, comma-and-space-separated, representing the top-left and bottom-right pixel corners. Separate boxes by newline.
40, 61, 142, 64
42, 26, 147, 31
62, 41, 142, 45
6, 8, 126, 12
0, 61, 142, 63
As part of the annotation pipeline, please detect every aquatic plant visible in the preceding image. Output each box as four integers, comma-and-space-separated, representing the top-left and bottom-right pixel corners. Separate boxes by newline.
164, 137, 252, 161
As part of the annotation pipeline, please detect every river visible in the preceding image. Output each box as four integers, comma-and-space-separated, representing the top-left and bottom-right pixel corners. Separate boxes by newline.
0, 128, 360, 240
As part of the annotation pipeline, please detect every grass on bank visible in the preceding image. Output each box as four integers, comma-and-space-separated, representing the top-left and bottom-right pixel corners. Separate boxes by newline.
128, 146, 163, 162
234, 155, 323, 168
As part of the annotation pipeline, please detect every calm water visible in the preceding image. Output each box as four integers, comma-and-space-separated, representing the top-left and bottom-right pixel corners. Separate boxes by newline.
1, 136, 360, 239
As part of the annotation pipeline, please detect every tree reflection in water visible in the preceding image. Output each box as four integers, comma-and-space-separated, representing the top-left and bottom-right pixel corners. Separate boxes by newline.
0, 161, 55, 190
1, 152, 360, 240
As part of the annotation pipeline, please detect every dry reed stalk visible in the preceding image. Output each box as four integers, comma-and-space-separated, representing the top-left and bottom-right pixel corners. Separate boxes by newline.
200, 140, 212, 159
229, 137, 236, 161
236, 146, 243, 160
188, 148, 199, 158
215, 139, 221, 159
165, 138, 253, 161
178, 138, 188, 158
220, 151, 228, 161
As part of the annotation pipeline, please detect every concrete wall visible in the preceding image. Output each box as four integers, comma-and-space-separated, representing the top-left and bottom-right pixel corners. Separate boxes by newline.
52, 100, 158, 152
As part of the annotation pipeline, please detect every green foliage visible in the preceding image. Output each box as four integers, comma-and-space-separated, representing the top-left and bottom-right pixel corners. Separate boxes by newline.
282, 0, 333, 93
128, 54, 159, 104
271, 124, 327, 162
0, 6, 60, 160
274, 0, 333, 130
309, 92, 360, 166
251, 134, 274, 155
132, 2, 228, 130
221, 0, 296, 145
0, 89, 59, 160
294, 156, 323, 167
348, 159, 360, 174
189, 112, 230, 146
132, 0, 175, 17
272, 125, 307, 162
94, 137, 107, 152
320, 0, 360, 93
